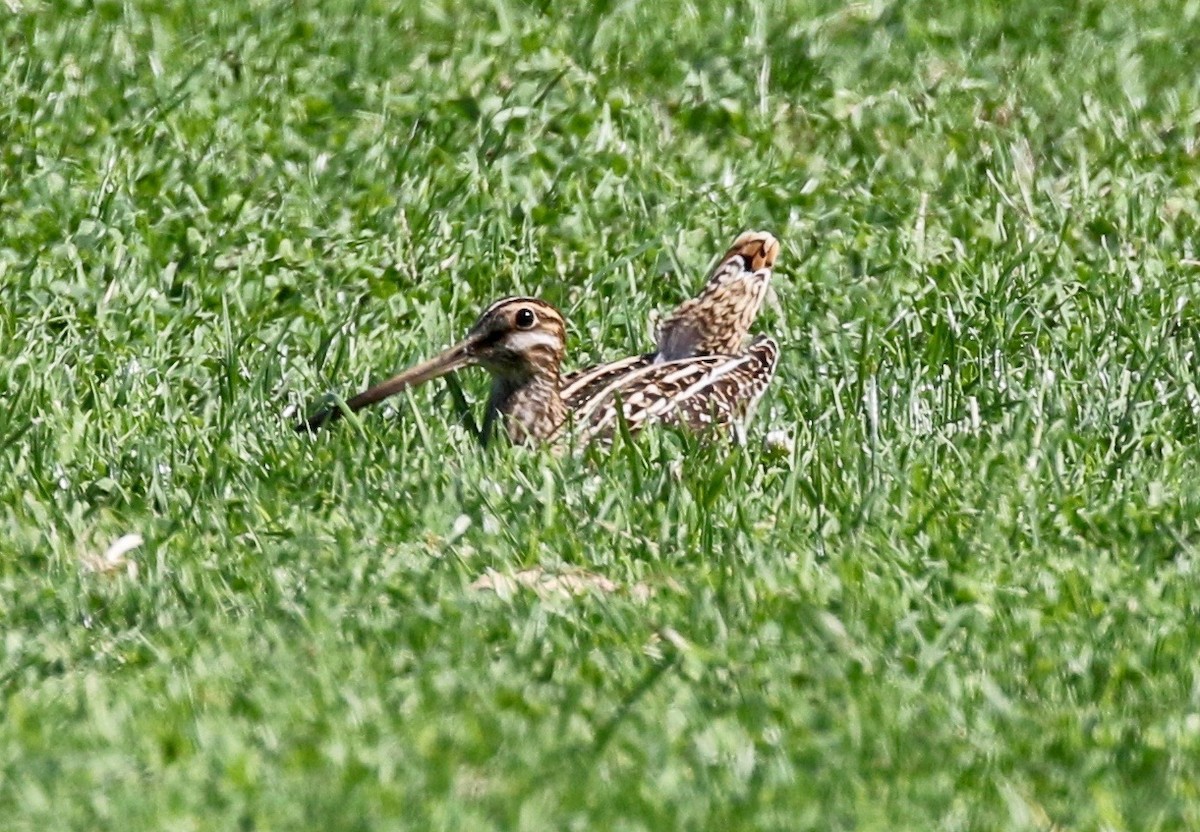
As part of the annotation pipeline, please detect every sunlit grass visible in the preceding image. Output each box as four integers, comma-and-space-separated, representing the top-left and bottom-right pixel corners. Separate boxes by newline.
2, 0, 1200, 829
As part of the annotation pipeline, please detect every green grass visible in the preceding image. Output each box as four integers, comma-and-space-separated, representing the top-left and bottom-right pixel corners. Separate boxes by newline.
3, 0, 1200, 828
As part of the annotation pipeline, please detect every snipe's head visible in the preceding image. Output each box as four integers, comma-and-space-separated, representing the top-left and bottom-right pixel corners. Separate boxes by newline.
465, 297, 566, 381
294, 297, 567, 432
654, 230, 780, 362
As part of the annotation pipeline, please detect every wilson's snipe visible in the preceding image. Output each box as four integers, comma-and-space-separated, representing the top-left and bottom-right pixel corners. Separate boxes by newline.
294, 297, 778, 445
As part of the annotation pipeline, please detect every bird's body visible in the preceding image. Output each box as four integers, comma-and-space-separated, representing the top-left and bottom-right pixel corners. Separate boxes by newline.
568, 336, 777, 439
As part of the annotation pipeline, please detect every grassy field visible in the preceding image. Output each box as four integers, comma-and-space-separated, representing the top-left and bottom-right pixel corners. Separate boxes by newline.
3, 0, 1200, 828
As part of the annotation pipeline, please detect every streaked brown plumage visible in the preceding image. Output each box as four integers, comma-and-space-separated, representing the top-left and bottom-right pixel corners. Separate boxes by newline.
569, 336, 778, 440
294, 297, 777, 446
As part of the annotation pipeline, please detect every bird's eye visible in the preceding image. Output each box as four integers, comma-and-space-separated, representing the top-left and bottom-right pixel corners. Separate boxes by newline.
515, 308, 537, 329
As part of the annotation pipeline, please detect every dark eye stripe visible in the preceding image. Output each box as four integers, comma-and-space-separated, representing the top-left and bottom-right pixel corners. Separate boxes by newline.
475, 329, 505, 349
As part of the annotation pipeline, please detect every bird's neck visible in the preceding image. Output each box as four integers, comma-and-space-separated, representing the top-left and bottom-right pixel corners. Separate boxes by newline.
484, 369, 566, 444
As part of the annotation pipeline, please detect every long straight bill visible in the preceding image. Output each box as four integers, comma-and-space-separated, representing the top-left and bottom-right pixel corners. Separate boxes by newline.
294, 339, 476, 432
